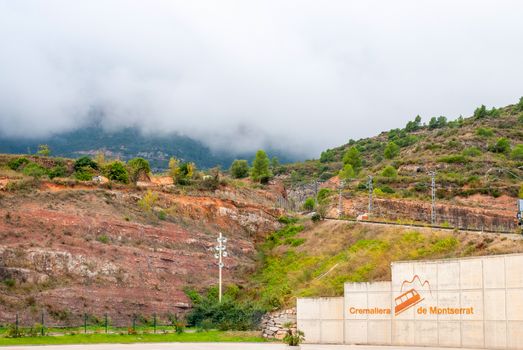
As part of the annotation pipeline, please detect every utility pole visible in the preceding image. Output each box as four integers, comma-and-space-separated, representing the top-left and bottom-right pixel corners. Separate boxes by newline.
368, 175, 373, 214
214, 232, 228, 302
429, 171, 436, 225
338, 180, 345, 218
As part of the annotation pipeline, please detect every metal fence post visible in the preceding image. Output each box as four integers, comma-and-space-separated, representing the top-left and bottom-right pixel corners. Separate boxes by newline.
41, 311, 45, 336
15, 313, 19, 335
153, 313, 157, 334
84, 313, 87, 334
105, 313, 108, 334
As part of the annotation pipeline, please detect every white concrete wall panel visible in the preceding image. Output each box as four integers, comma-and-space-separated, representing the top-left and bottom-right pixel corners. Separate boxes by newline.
320, 320, 343, 344
344, 320, 367, 344
507, 289, 523, 320
438, 261, 460, 291
461, 258, 483, 289
506, 255, 523, 288
297, 298, 319, 320
483, 256, 506, 289
485, 321, 507, 349
319, 297, 343, 320
367, 320, 391, 344
392, 320, 414, 346
508, 321, 523, 350
413, 320, 438, 346
461, 320, 484, 348
298, 319, 320, 343
438, 321, 461, 347
484, 289, 507, 321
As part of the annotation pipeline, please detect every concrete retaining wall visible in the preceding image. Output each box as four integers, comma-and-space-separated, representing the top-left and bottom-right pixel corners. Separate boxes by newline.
297, 297, 344, 344
297, 253, 523, 349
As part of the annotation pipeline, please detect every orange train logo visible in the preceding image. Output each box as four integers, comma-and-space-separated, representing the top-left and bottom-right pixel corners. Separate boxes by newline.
394, 275, 431, 316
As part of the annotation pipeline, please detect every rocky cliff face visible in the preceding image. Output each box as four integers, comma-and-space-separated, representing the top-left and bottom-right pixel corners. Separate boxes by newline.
0, 182, 282, 326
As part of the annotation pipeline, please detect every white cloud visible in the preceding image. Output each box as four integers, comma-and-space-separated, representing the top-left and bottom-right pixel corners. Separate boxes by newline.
0, 0, 522, 157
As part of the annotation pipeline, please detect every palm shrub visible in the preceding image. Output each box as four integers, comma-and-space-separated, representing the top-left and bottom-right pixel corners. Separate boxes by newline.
283, 322, 305, 346
127, 158, 151, 183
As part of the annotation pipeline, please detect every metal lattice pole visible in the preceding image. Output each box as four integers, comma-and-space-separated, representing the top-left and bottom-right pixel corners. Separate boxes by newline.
214, 232, 228, 302
368, 176, 373, 214
338, 180, 345, 218
429, 171, 436, 225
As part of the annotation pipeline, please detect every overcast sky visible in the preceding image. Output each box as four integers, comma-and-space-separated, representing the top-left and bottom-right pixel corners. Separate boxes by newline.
0, 1, 522, 157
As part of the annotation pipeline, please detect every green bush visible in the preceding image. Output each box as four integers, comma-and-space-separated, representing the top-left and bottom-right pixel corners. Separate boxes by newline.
22, 163, 48, 178
384, 141, 400, 159
127, 158, 151, 182
517, 97, 523, 111
381, 165, 398, 178
462, 147, 482, 157
511, 144, 523, 160
476, 127, 494, 137
317, 188, 333, 203
230, 159, 249, 179
428, 116, 447, 129
438, 154, 469, 164
303, 197, 315, 211
405, 115, 422, 132
342, 147, 362, 172
311, 213, 321, 222
251, 150, 272, 183
7, 157, 29, 170
489, 137, 511, 154
379, 186, 395, 194
319, 149, 336, 163
74, 156, 98, 172
74, 169, 93, 181
185, 286, 264, 331
106, 161, 129, 183
48, 165, 67, 179
473, 105, 499, 119
339, 164, 355, 180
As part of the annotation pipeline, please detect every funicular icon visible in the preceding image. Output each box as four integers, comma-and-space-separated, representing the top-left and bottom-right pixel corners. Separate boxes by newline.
394, 288, 424, 316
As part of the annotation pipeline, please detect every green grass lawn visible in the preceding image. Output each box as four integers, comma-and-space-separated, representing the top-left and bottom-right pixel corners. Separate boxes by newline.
0, 331, 267, 346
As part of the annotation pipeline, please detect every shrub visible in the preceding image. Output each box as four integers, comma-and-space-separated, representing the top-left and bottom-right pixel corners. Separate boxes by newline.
48, 165, 67, 179
36, 144, 51, 156
381, 165, 398, 178
384, 141, 400, 159
127, 158, 151, 182
379, 186, 395, 194
311, 213, 321, 222
303, 197, 315, 211
518, 113, 523, 124
22, 163, 48, 178
489, 137, 511, 154
96, 235, 109, 244
438, 154, 469, 164
511, 144, 523, 160
405, 115, 422, 132
7, 157, 29, 170
74, 169, 92, 181
462, 147, 482, 157
342, 147, 362, 172
428, 116, 447, 129
230, 159, 249, 179
339, 164, 355, 180
317, 188, 332, 203
319, 149, 336, 163
4, 278, 15, 288
185, 286, 264, 331
106, 161, 129, 183
251, 150, 272, 183
74, 156, 98, 172
517, 96, 523, 111
138, 190, 159, 212
476, 127, 494, 137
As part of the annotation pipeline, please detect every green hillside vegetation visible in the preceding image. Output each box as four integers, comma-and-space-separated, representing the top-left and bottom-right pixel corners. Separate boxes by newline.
248, 220, 523, 308
283, 98, 523, 200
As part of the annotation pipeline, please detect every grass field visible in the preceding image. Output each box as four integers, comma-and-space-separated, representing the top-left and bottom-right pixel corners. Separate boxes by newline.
0, 331, 267, 346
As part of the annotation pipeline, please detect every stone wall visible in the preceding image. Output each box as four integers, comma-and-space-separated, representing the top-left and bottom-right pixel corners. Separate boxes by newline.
261, 308, 296, 339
